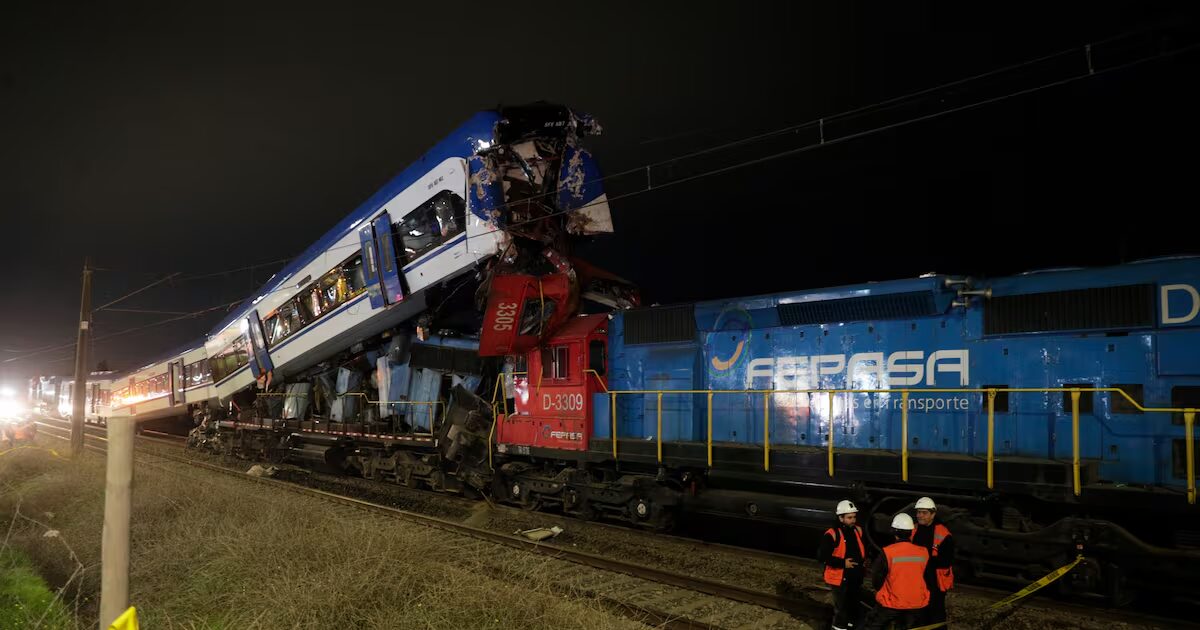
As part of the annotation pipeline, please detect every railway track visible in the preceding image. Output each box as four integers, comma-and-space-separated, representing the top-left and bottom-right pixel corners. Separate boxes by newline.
33, 417, 1198, 629
32, 419, 823, 629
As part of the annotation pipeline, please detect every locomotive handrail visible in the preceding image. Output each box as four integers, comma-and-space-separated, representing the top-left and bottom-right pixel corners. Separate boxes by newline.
590, 386, 1195, 505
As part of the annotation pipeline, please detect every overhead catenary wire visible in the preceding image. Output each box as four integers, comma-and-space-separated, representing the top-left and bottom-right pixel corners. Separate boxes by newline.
1, 299, 247, 365
10, 26, 1196, 368
235, 26, 1200, 297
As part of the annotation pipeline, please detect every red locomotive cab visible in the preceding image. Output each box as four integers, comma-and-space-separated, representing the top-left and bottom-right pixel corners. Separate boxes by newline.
497, 314, 608, 452
479, 273, 575, 357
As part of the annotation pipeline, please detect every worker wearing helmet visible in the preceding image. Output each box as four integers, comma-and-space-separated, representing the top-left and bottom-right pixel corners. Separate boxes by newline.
818, 499, 867, 630
911, 497, 954, 627
862, 512, 929, 630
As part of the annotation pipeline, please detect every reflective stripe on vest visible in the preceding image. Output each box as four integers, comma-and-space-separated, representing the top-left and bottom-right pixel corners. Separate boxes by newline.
875, 541, 930, 610
933, 523, 954, 591
822, 525, 865, 586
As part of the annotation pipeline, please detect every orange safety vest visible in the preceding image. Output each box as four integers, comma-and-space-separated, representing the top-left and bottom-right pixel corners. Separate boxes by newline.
823, 525, 865, 586
875, 541, 930, 610
911, 522, 955, 591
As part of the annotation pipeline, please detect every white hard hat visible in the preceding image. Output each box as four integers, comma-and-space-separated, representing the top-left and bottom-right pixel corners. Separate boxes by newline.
836, 500, 858, 515
915, 497, 937, 511
891, 512, 915, 530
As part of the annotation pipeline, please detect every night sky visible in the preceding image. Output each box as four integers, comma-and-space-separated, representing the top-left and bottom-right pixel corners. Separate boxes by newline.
2, 2, 1198, 381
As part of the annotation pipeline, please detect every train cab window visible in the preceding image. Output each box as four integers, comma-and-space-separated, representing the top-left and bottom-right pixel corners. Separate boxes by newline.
343, 255, 366, 295
307, 285, 326, 318
430, 191, 464, 240
198, 359, 211, 384
1110, 384, 1144, 414
399, 214, 437, 261
1062, 384, 1094, 414
264, 315, 281, 346
210, 336, 251, 383
589, 340, 607, 377
399, 191, 466, 262
541, 346, 570, 380
293, 295, 313, 326
519, 298, 557, 336
283, 301, 304, 337
1171, 386, 1200, 425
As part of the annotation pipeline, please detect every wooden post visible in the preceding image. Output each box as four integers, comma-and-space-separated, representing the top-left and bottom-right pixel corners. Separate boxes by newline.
100, 417, 133, 628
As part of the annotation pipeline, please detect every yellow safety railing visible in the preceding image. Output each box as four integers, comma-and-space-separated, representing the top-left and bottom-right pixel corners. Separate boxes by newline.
987, 389, 996, 489
342, 392, 444, 431
901, 391, 910, 482
481, 363, 1197, 506
827, 391, 834, 478
1187, 411, 1196, 506
578, 386, 1195, 505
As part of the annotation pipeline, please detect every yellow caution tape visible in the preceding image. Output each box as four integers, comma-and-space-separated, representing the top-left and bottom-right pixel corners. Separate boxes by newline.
907, 554, 1085, 630
0, 445, 62, 459
107, 606, 139, 630
988, 554, 1084, 609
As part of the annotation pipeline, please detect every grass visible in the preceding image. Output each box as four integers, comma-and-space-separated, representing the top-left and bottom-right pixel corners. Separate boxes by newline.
0, 439, 643, 629
0, 548, 73, 630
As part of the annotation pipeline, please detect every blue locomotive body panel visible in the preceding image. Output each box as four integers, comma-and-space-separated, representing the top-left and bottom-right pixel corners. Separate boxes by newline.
602, 258, 1200, 491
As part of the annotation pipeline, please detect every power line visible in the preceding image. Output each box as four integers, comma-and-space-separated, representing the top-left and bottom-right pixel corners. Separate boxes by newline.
14, 25, 1195, 368
240, 25, 1198, 293
100, 308, 195, 315
2, 299, 245, 365
93, 273, 182, 312
71, 25, 1200, 319
178, 258, 291, 281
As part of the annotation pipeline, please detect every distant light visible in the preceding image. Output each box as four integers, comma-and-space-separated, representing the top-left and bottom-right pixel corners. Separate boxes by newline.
1, 398, 26, 418
477, 140, 491, 150
0, 386, 14, 398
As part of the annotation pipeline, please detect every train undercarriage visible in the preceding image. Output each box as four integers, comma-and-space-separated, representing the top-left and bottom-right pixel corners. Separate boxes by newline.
188, 380, 1200, 607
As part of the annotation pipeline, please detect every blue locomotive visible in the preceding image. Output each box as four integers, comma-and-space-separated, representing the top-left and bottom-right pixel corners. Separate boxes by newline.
494, 256, 1200, 601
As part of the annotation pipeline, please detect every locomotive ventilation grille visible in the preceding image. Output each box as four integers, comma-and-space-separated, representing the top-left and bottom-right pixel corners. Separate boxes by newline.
624, 305, 697, 345
984, 284, 1155, 335
777, 291, 938, 326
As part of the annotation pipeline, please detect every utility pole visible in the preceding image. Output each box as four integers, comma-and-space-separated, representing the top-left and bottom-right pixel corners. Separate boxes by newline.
71, 258, 91, 458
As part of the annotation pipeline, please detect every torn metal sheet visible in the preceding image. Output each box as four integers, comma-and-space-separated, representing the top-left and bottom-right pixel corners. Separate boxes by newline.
558, 146, 613, 235
516, 525, 564, 541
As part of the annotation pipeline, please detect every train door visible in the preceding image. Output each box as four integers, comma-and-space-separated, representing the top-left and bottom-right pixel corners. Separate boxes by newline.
358, 222, 384, 309
168, 361, 184, 406
372, 212, 405, 304
246, 311, 274, 379
357, 211, 406, 309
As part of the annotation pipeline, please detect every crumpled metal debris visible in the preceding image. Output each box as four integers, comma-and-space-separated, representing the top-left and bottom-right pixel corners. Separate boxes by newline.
516, 526, 563, 541
246, 464, 278, 478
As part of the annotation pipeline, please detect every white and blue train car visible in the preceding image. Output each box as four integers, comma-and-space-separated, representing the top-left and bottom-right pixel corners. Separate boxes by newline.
205, 104, 609, 402
107, 342, 214, 431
